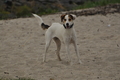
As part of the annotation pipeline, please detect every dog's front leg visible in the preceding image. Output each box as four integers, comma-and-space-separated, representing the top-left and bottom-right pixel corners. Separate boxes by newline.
73, 40, 82, 64
65, 44, 70, 61
65, 40, 73, 64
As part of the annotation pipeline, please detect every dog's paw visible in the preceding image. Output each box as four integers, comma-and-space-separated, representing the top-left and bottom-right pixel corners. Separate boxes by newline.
78, 60, 82, 64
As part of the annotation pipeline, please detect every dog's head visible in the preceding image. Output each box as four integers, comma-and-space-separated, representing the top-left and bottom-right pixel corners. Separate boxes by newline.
61, 14, 76, 29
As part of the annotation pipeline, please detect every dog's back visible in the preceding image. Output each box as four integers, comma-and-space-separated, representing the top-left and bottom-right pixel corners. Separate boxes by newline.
46, 23, 65, 41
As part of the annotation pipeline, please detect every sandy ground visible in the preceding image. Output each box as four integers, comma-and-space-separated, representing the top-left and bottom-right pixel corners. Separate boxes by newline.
0, 13, 120, 80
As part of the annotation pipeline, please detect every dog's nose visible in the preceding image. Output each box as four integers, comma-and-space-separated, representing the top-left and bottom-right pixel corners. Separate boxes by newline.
66, 23, 69, 26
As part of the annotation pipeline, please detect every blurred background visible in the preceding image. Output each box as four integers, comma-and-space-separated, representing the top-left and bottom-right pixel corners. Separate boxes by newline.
0, 0, 119, 19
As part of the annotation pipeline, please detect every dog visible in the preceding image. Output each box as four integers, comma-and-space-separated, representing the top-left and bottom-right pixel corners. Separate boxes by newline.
33, 13, 82, 64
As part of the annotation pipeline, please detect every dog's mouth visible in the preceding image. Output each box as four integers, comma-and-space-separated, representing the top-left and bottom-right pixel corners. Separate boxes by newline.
63, 23, 74, 29
66, 25, 70, 28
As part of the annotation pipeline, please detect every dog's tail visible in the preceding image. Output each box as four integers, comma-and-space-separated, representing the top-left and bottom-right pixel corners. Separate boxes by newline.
32, 13, 50, 30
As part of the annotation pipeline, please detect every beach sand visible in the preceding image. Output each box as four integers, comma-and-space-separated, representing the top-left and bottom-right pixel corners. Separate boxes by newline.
0, 13, 120, 80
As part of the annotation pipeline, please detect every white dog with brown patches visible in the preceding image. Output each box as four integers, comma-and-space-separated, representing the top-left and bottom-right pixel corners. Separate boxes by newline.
33, 13, 82, 64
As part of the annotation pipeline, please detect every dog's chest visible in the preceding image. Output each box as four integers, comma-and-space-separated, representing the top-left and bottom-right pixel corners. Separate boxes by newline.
65, 34, 74, 43
62, 30, 75, 44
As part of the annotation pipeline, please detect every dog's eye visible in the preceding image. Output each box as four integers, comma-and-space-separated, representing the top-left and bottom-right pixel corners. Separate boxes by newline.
64, 19, 66, 21
69, 19, 71, 21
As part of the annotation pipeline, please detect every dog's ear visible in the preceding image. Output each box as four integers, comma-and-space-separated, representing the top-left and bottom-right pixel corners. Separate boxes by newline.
69, 14, 76, 20
61, 14, 66, 22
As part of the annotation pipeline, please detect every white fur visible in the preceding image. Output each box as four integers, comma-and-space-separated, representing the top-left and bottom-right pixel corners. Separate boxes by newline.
33, 14, 82, 64
32, 13, 43, 25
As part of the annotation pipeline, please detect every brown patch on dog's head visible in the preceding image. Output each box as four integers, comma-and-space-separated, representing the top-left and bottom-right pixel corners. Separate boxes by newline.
61, 14, 66, 22
69, 14, 76, 20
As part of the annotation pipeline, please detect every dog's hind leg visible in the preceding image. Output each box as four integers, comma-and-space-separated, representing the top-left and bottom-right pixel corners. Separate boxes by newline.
53, 37, 61, 61
43, 33, 52, 62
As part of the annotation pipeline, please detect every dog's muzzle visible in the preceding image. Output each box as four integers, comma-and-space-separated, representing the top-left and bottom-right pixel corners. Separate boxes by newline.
63, 23, 74, 29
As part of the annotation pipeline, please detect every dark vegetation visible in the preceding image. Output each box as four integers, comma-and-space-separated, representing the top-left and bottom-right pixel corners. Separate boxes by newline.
0, 0, 120, 19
